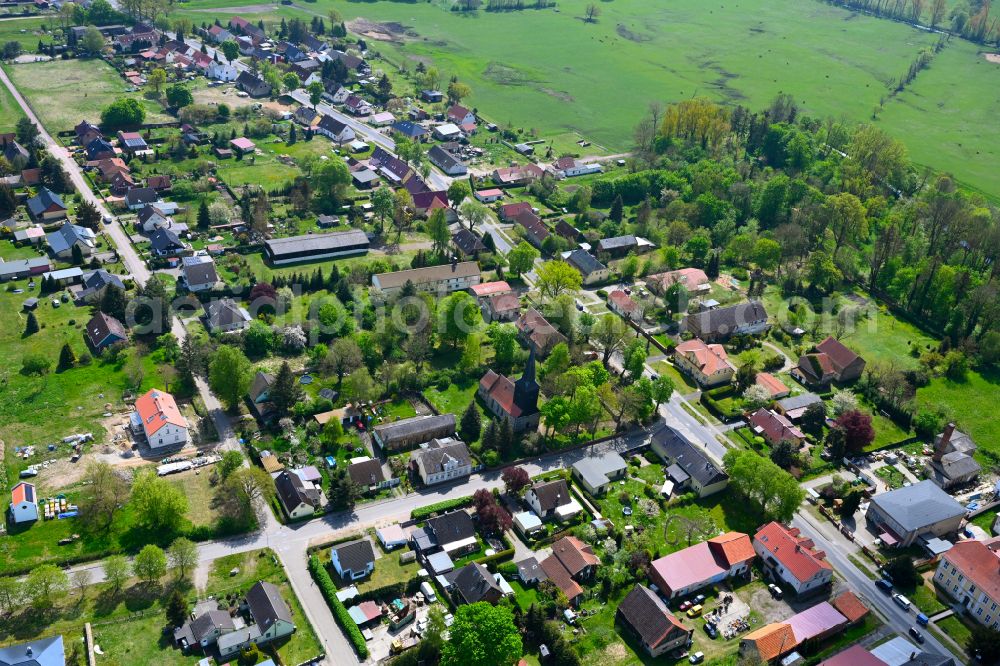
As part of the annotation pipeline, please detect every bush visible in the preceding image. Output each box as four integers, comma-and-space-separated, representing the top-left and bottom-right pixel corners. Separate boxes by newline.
411, 495, 473, 520
309, 555, 369, 659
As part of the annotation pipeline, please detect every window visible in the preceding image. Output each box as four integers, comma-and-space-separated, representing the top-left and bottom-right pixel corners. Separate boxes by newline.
977, 608, 984, 616
970, 585, 977, 594
987, 615, 993, 624
992, 603, 997, 612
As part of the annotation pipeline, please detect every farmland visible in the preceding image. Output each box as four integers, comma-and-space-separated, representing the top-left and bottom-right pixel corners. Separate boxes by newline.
172, 0, 1000, 197
3, 58, 170, 132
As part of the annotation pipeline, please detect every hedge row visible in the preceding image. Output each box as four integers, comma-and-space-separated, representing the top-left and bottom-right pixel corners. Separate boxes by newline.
308, 555, 369, 660
478, 548, 515, 571
356, 577, 423, 603
701, 391, 742, 421
410, 495, 473, 520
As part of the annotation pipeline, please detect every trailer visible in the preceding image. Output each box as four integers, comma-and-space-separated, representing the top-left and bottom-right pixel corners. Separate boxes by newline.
157, 460, 193, 476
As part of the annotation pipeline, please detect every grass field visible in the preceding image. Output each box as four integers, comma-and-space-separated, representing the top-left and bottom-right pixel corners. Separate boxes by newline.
916, 367, 1000, 462
172, 0, 1000, 196
4, 58, 170, 132
0, 76, 25, 132
0, 16, 56, 50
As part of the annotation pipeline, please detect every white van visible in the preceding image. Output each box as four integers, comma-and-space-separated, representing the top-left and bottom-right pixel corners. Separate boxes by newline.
420, 581, 437, 603
892, 593, 912, 611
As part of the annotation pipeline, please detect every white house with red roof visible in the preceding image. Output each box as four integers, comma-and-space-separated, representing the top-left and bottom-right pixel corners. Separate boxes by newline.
131, 388, 189, 449
673, 338, 735, 387
608, 290, 643, 322
447, 104, 475, 126
753, 522, 833, 595
935, 538, 1000, 628
9, 481, 38, 523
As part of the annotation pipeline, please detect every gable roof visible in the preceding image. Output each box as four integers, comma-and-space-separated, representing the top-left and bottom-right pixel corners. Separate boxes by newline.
46, 222, 96, 255
86, 312, 127, 348
942, 539, 1000, 605
372, 262, 479, 290
332, 539, 376, 574
11, 481, 35, 506
708, 532, 756, 567
539, 555, 583, 602
815, 336, 863, 371
347, 458, 386, 486
428, 145, 464, 171
275, 469, 320, 512
204, 298, 250, 329
453, 563, 502, 604
427, 510, 476, 545
786, 601, 847, 642
651, 425, 729, 488
515, 210, 550, 243
749, 408, 804, 443
548, 536, 599, 577
515, 308, 567, 351
529, 479, 573, 513
756, 372, 789, 397
869, 480, 966, 532
134, 388, 186, 436
246, 581, 293, 632
479, 370, 523, 419
675, 338, 733, 376
452, 228, 485, 255
571, 451, 627, 489
190, 610, 235, 642
0, 635, 65, 666
372, 413, 457, 443
686, 300, 768, 336
831, 590, 869, 624
82, 269, 125, 292
743, 622, 797, 661
149, 227, 183, 251
500, 202, 532, 220
754, 522, 832, 583
125, 186, 158, 206
27, 188, 66, 216
566, 248, 605, 276
182, 256, 219, 287
776, 392, 823, 413
597, 235, 637, 252
617, 585, 688, 650
412, 438, 471, 474
818, 645, 888, 666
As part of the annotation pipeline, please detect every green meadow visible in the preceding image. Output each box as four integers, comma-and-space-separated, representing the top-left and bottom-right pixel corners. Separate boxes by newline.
172, 0, 1000, 196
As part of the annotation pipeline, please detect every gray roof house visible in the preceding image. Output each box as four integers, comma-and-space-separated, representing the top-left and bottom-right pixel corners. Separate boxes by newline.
216, 581, 294, 659
650, 425, 729, 498
149, 228, 184, 256
572, 451, 628, 495
775, 392, 823, 421
427, 145, 467, 176
173, 609, 237, 651
46, 222, 96, 258
77, 269, 126, 302
203, 298, 251, 333
181, 255, 219, 292
0, 635, 65, 666
27, 188, 67, 221
263, 230, 369, 265
926, 423, 980, 490
412, 510, 478, 555
410, 438, 472, 486
684, 301, 769, 341
124, 186, 158, 210
274, 469, 320, 520
372, 413, 457, 452
865, 480, 966, 547
331, 539, 376, 581
565, 248, 609, 285
452, 562, 503, 605
85, 311, 128, 351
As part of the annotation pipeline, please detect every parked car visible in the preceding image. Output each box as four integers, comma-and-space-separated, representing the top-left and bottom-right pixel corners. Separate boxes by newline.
768, 583, 783, 599
689, 652, 705, 664
693, 594, 706, 605
893, 593, 912, 611
703, 621, 718, 639
679, 600, 693, 612
875, 578, 893, 593
909, 627, 925, 643
686, 605, 703, 618
916, 613, 929, 626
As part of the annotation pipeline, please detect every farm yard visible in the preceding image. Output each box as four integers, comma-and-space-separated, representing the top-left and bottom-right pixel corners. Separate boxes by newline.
170, 0, 1000, 197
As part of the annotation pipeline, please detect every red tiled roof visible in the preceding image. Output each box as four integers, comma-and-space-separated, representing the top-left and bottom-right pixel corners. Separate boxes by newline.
815, 337, 861, 371
942, 540, 1000, 605
831, 590, 869, 624
470, 281, 511, 297
480, 369, 523, 419
488, 292, 520, 315
754, 522, 832, 584
540, 555, 583, 602
675, 338, 733, 376
743, 623, 796, 661
500, 202, 532, 220
708, 532, 755, 567
749, 409, 804, 444
609, 290, 639, 314
134, 388, 186, 436
755, 372, 789, 397
550, 536, 599, 576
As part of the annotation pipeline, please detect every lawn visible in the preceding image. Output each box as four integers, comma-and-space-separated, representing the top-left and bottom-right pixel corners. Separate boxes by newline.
315, 538, 421, 594
424, 378, 479, 418
935, 614, 973, 649
0, 16, 56, 51
916, 367, 1000, 462
651, 359, 699, 392
4, 58, 170, 132
874, 464, 906, 489
0, 76, 25, 132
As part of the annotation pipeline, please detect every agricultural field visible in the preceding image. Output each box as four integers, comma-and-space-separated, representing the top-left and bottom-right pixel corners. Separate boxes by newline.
4, 58, 170, 132
174, 0, 1000, 196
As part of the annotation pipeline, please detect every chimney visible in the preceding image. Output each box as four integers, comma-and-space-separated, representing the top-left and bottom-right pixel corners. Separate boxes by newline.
934, 422, 956, 462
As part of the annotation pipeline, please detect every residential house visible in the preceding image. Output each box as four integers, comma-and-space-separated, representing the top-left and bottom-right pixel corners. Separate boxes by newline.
539, 536, 600, 606
673, 338, 735, 387
149, 228, 185, 256
420, 89, 444, 103
0, 138, 28, 170
774, 392, 823, 421
130, 388, 188, 449
646, 267, 711, 295
85, 137, 116, 161
469, 281, 512, 300
650, 425, 729, 498
552, 156, 602, 178
77, 269, 126, 302
925, 423, 981, 490
371, 261, 481, 298
608, 290, 643, 322
203, 298, 252, 333
331, 539, 376, 581
597, 235, 640, 258
343, 95, 371, 115
116, 130, 148, 154
452, 563, 503, 605
372, 413, 456, 452
216, 581, 296, 659
247, 371, 275, 421
27, 188, 68, 221
411, 510, 478, 556
75, 120, 102, 145
264, 230, 370, 265
173, 609, 236, 652
748, 409, 805, 447
137, 204, 172, 232
793, 337, 867, 387
294, 106, 320, 127
206, 59, 239, 80
411, 190, 450, 218
753, 522, 833, 595
83, 311, 127, 353
515, 308, 567, 357
935, 538, 1000, 629
483, 292, 521, 322
316, 115, 356, 144
514, 210, 550, 248
124, 186, 158, 210
110, 171, 135, 195
478, 349, 541, 433
525, 478, 582, 522
274, 469, 320, 519
739, 623, 799, 664
432, 123, 462, 141
411, 438, 473, 486
571, 451, 628, 495
347, 458, 387, 490
565, 248, 609, 285
447, 104, 475, 125
206, 24, 232, 42
46, 221, 95, 258
236, 71, 272, 97
181, 256, 219, 292
500, 202, 532, 221
684, 301, 769, 341
616, 585, 692, 657
492, 163, 545, 186
865, 480, 967, 548
9, 481, 38, 524
649, 532, 755, 599
0, 257, 51, 282
475, 188, 504, 203
428, 145, 467, 176
452, 228, 486, 258
0, 636, 64, 666
756, 372, 790, 399
390, 120, 428, 141
554, 218, 580, 243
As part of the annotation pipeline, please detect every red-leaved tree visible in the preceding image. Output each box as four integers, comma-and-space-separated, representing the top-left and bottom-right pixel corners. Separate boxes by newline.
835, 410, 875, 453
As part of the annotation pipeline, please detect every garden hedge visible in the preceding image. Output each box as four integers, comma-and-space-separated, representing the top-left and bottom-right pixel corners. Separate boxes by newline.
308, 555, 369, 659
410, 495, 473, 520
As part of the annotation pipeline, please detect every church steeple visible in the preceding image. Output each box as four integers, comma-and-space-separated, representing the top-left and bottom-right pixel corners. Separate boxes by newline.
513, 346, 539, 416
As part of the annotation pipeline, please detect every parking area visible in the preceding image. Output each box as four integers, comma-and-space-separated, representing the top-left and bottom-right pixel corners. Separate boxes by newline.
364, 602, 442, 662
